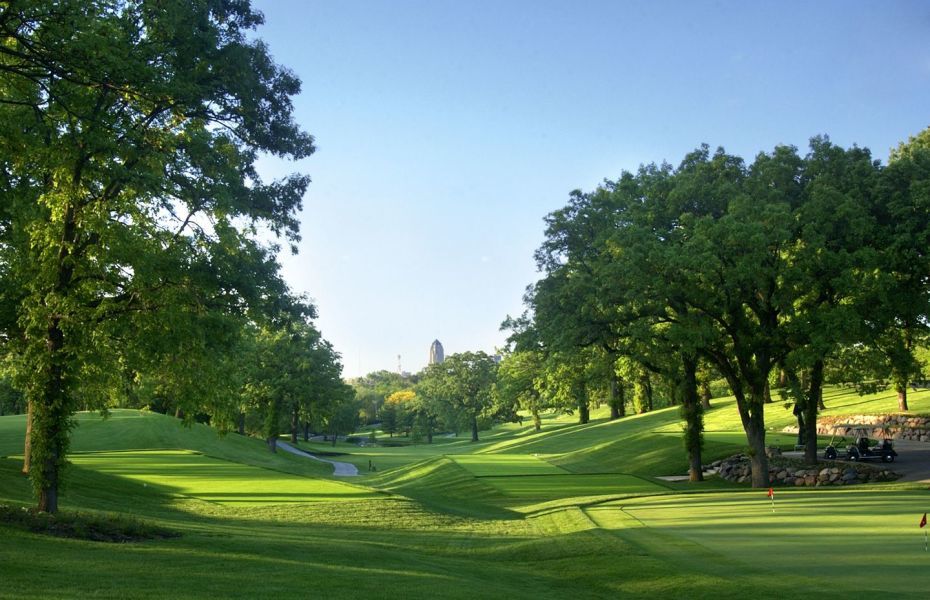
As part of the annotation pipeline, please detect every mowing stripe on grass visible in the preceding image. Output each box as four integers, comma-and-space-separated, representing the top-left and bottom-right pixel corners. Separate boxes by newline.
482, 473, 669, 499
447, 454, 569, 477
69, 450, 378, 506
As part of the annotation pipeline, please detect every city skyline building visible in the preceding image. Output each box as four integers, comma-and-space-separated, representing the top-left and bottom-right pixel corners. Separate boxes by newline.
429, 339, 444, 365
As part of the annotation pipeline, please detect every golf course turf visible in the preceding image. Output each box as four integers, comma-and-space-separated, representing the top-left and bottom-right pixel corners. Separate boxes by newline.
1, 389, 929, 599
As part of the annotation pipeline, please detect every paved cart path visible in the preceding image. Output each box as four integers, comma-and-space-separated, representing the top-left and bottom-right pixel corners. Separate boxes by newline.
276, 440, 359, 477
885, 440, 930, 483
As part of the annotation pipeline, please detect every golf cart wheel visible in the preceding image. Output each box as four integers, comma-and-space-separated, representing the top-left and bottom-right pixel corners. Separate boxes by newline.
848, 448, 860, 461
824, 447, 837, 460
882, 454, 895, 463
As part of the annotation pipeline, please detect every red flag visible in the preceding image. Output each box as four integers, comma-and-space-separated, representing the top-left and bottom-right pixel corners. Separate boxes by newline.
767, 487, 774, 498
921, 513, 927, 528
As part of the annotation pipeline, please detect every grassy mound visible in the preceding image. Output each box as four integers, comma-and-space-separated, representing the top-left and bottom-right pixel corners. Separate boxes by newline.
0, 409, 335, 479
364, 456, 514, 518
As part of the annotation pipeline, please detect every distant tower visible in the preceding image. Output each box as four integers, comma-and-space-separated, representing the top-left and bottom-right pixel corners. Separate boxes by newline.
429, 339, 444, 365
397, 354, 402, 374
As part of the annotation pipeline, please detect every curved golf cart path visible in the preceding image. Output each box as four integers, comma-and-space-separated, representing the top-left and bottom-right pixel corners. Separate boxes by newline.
276, 440, 359, 477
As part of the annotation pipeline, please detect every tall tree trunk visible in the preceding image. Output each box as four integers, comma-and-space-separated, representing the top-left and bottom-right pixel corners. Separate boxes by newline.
470, 415, 479, 442
763, 382, 772, 404
32, 197, 82, 513
895, 326, 914, 412
699, 379, 712, 410
303, 421, 310, 442
785, 367, 808, 454
729, 380, 770, 488
22, 399, 33, 475
577, 382, 590, 424
803, 360, 824, 465
531, 407, 541, 431
644, 373, 653, 412
237, 412, 245, 436
37, 318, 68, 513
635, 370, 653, 413
681, 354, 704, 482
290, 404, 299, 444
427, 417, 433, 444
745, 419, 769, 487
609, 376, 625, 419
896, 383, 909, 412
578, 400, 590, 424
267, 436, 277, 452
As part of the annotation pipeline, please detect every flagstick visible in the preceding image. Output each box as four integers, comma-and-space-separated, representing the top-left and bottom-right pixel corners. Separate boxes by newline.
925, 529, 927, 552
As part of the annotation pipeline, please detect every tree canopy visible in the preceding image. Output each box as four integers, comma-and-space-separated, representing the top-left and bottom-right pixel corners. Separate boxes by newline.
0, 0, 323, 512
522, 133, 930, 486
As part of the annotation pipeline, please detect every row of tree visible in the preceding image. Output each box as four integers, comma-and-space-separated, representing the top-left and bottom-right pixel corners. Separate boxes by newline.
351, 352, 510, 444
0, 1, 354, 513
504, 131, 930, 487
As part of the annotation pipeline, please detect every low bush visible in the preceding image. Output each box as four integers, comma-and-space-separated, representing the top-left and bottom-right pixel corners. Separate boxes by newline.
0, 504, 179, 543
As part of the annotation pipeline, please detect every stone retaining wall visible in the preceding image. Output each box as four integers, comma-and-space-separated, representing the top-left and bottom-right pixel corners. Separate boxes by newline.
708, 454, 899, 487
783, 414, 930, 442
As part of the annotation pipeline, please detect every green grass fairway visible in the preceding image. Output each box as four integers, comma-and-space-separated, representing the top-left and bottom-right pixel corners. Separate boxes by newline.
449, 453, 568, 476
484, 473, 669, 501
69, 450, 378, 505
3, 387, 930, 599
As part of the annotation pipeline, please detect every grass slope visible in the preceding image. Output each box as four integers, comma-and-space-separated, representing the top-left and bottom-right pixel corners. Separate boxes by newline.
1, 387, 930, 599
0, 409, 334, 478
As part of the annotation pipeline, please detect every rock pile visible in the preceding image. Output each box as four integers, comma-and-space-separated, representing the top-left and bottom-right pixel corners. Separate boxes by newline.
708, 454, 900, 487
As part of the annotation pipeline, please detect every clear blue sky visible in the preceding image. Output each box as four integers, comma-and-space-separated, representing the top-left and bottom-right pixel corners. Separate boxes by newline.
250, 0, 930, 378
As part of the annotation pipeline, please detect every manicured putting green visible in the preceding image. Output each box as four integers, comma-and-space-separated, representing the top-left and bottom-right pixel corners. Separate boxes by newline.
447, 453, 568, 476
69, 450, 378, 505
483, 473, 668, 499
589, 488, 930, 592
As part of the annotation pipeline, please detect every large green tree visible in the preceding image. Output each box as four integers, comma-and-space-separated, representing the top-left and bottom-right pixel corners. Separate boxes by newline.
781, 138, 881, 461
0, 0, 313, 512
419, 351, 499, 442
864, 128, 930, 410
495, 350, 549, 431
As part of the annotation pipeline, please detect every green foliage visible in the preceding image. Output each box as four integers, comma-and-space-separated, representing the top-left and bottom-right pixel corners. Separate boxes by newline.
888, 125, 930, 162
418, 351, 500, 442
523, 131, 930, 485
351, 370, 417, 426
0, 0, 315, 511
494, 350, 549, 430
